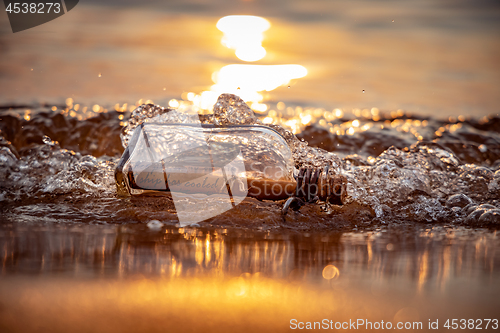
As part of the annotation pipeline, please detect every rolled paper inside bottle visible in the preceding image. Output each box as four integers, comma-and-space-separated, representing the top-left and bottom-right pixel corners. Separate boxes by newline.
125, 162, 346, 202
126, 163, 296, 200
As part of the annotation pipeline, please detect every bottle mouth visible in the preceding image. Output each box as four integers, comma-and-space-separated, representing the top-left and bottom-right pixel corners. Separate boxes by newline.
295, 166, 347, 205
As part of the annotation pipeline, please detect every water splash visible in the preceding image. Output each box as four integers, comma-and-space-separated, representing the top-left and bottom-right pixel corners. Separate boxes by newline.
0, 136, 115, 202
106, 94, 500, 225
1, 96, 499, 227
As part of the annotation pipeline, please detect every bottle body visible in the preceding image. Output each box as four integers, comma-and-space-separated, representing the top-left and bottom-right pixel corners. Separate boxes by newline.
115, 123, 297, 201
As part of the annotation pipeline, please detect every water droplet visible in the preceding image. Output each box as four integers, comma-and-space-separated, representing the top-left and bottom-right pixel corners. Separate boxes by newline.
147, 220, 164, 230
478, 144, 487, 153
42, 135, 52, 145
98, 73, 102, 77
362, 90, 365, 93
288, 86, 291, 89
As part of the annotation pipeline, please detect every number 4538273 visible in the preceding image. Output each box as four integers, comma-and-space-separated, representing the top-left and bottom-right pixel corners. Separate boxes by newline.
5, 2, 61, 14
444, 319, 498, 330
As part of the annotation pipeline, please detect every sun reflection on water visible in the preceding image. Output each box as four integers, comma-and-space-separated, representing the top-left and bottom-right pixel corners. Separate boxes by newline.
186, 15, 308, 112
216, 15, 270, 62
211, 64, 307, 102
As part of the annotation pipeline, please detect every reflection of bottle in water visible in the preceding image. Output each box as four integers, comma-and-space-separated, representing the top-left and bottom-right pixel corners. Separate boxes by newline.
115, 120, 346, 223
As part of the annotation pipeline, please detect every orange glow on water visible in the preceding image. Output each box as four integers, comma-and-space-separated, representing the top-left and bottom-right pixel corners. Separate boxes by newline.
1, 226, 498, 332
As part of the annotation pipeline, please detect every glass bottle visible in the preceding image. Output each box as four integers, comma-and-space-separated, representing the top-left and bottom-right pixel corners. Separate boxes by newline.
115, 120, 345, 225
115, 122, 297, 211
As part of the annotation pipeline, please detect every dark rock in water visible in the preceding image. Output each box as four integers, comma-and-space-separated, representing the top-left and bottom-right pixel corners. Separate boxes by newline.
0, 112, 23, 144
478, 209, 500, 225
296, 125, 335, 152
0, 136, 20, 159
464, 203, 478, 215
446, 194, 473, 208
466, 204, 499, 225
477, 204, 497, 210
297, 124, 412, 156
488, 170, 500, 195
466, 207, 489, 224
0, 109, 125, 157
358, 128, 412, 156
